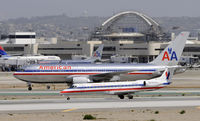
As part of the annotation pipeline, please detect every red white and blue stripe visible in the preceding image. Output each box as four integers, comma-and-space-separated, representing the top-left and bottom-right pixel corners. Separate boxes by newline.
60, 82, 170, 94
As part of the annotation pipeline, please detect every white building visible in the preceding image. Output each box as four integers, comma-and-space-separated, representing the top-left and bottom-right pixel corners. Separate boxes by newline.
8, 32, 36, 44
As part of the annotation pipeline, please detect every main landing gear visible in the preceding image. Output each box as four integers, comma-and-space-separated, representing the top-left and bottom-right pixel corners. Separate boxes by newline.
118, 95, 133, 99
118, 95, 124, 99
27, 83, 52, 91
127, 95, 133, 99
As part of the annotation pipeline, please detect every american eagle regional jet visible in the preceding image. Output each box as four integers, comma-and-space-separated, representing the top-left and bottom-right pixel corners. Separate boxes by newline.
61, 68, 174, 100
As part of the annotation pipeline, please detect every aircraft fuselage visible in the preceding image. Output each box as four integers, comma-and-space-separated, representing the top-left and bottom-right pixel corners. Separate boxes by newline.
14, 63, 166, 83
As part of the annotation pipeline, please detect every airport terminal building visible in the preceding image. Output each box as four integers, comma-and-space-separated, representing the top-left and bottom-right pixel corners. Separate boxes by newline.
1, 11, 200, 63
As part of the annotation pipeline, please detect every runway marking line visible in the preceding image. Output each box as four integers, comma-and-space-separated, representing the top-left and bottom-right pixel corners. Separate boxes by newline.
62, 108, 77, 112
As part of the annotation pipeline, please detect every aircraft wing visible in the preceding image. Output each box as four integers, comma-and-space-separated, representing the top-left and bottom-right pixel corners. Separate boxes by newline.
90, 70, 135, 81
90, 69, 163, 82
83, 58, 96, 63
68, 69, 162, 83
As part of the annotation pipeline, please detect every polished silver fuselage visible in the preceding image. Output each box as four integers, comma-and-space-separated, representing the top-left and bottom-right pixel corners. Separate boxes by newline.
13, 63, 167, 83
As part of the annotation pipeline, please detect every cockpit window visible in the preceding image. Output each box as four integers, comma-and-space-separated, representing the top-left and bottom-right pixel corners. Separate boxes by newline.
19, 68, 25, 72
16, 66, 26, 72
70, 85, 77, 88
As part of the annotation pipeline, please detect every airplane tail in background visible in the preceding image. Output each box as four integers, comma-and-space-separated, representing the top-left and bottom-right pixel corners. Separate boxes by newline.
150, 32, 189, 66
0, 46, 7, 56
92, 44, 104, 60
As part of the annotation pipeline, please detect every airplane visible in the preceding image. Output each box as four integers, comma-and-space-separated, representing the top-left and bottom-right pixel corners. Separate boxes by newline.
38, 44, 104, 64
0, 46, 61, 71
13, 32, 189, 90
72, 44, 104, 62
60, 67, 174, 100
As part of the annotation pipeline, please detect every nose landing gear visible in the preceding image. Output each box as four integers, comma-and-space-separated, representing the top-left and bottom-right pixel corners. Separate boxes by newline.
27, 83, 32, 91
46, 85, 51, 90
67, 97, 70, 100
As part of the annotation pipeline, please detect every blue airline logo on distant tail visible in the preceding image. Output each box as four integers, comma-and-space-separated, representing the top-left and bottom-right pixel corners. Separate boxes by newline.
0, 46, 7, 55
94, 51, 101, 57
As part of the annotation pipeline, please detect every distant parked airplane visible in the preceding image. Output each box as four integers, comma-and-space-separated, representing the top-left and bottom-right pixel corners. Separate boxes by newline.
38, 44, 104, 64
0, 45, 60, 71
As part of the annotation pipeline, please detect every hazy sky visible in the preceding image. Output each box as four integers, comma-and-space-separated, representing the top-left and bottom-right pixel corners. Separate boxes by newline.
0, 0, 199, 20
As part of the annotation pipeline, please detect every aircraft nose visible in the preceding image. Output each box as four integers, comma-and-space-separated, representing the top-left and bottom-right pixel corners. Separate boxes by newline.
60, 90, 69, 96
13, 72, 23, 80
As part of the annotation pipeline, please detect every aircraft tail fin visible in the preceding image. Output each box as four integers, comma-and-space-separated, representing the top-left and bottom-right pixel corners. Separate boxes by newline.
0, 45, 7, 56
92, 44, 104, 60
159, 68, 175, 83
150, 32, 189, 66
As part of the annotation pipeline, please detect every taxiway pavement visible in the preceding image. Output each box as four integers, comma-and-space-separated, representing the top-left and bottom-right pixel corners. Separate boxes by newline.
0, 88, 200, 96
0, 96, 200, 112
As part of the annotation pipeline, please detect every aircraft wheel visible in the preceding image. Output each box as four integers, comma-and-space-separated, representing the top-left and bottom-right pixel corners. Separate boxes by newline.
118, 95, 124, 99
27, 83, 32, 91
28, 86, 32, 91
46, 85, 51, 90
67, 97, 70, 100
128, 95, 133, 99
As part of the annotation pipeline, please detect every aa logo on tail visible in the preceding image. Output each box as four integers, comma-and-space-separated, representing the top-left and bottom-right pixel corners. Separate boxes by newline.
162, 48, 177, 61
94, 51, 101, 57
165, 71, 170, 80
